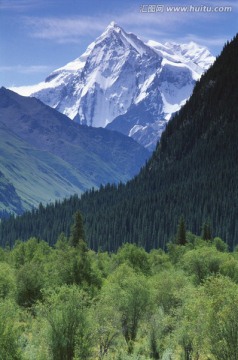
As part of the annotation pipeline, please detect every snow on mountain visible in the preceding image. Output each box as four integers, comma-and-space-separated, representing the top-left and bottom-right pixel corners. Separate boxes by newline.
11, 22, 215, 150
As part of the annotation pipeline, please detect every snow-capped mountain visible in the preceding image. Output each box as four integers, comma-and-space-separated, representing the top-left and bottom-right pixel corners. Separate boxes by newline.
12, 22, 215, 150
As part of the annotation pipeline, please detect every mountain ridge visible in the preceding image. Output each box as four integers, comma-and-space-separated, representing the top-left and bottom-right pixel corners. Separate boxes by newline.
11, 22, 215, 150
0, 87, 149, 215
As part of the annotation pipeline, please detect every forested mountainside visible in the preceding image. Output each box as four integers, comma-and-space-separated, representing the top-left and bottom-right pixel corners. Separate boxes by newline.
1, 34, 238, 250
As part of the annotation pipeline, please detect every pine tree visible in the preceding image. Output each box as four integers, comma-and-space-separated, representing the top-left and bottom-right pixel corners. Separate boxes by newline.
202, 222, 212, 241
176, 216, 186, 245
69, 211, 85, 247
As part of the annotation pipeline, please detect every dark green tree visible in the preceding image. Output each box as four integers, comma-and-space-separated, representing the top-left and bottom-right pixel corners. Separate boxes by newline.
176, 216, 186, 246
202, 221, 212, 241
69, 211, 85, 247
16, 262, 44, 308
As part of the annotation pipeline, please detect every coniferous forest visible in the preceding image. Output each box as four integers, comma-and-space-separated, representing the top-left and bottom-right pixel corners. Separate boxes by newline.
1, 34, 238, 251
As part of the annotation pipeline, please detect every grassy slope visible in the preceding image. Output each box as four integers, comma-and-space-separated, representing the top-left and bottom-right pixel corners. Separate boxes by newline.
0, 123, 95, 212
0, 88, 149, 214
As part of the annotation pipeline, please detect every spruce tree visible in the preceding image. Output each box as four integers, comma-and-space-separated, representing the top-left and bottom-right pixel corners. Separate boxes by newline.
202, 222, 212, 241
69, 211, 85, 247
176, 216, 186, 245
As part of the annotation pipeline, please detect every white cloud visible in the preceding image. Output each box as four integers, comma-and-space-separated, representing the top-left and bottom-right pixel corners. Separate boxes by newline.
0, 0, 48, 11
20, 0, 236, 52
24, 16, 108, 43
0, 65, 53, 74
181, 34, 229, 48
24, 7, 191, 43
22, 10, 199, 45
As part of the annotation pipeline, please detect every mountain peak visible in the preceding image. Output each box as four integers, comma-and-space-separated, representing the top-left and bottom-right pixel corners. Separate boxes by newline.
107, 21, 119, 29
100, 21, 123, 38
11, 24, 215, 150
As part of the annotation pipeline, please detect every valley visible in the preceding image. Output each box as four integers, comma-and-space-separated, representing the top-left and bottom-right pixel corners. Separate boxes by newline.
0, 2, 237, 357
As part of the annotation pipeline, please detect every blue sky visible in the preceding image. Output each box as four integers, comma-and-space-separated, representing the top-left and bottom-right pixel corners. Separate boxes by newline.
0, 0, 237, 87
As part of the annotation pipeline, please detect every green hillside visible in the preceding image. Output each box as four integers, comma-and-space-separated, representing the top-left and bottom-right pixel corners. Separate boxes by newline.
0, 88, 149, 215
0, 121, 95, 212
0, 170, 23, 216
